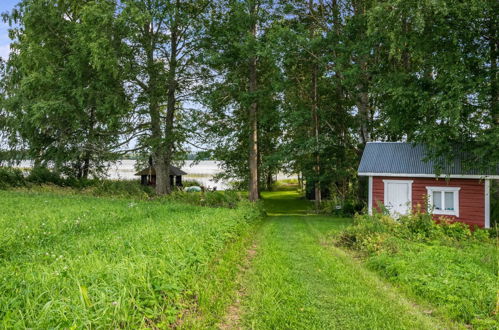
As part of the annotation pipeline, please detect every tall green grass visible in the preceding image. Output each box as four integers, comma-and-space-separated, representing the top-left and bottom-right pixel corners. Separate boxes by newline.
336, 212, 498, 328
0, 190, 260, 328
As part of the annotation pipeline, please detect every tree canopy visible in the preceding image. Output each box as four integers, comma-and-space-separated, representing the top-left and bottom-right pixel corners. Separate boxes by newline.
0, 0, 497, 199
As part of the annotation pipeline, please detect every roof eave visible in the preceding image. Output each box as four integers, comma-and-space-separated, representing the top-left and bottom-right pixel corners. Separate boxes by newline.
358, 172, 499, 180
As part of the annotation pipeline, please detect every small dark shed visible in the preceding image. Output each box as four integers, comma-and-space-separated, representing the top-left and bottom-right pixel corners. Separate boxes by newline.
135, 165, 187, 188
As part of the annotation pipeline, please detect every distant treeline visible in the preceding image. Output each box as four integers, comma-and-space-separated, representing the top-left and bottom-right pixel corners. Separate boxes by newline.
0, 0, 497, 201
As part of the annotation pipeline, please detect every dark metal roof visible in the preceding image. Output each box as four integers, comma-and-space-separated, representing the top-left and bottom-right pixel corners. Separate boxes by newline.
135, 165, 187, 176
358, 142, 499, 177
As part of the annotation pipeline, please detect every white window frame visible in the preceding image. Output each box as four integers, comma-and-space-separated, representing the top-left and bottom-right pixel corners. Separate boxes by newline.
485, 179, 490, 228
426, 186, 460, 217
383, 180, 413, 215
368, 176, 373, 215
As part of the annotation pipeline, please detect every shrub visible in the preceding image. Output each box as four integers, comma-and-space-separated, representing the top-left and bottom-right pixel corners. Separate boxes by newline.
0, 167, 26, 189
63, 177, 97, 189
472, 228, 491, 241
337, 210, 491, 254
439, 219, 472, 240
319, 197, 364, 217
88, 180, 155, 199
164, 190, 248, 209
27, 167, 62, 185
336, 212, 400, 253
398, 211, 441, 239
182, 179, 203, 188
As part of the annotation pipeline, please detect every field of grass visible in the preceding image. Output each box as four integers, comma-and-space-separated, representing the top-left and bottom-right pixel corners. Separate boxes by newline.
364, 240, 498, 328
0, 190, 260, 328
2, 186, 496, 329
336, 212, 498, 328
227, 191, 454, 329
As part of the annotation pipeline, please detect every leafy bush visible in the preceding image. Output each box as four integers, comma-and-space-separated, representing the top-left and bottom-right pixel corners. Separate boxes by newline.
319, 197, 364, 217
338, 211, 491, 251
27, 167, 63, 185
182, 179, 203, 187
164, 190, 252, 209
336, 213, 399, 253
86, 180, 155, 199
0, 167, 26, 189
439, 219, 472, 240
398, 212, 436, 238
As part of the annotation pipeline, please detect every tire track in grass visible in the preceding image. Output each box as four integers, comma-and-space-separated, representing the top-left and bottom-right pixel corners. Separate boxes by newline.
300, 217, 460, 329
218, 240, 259, 330
236, 215, 458, 329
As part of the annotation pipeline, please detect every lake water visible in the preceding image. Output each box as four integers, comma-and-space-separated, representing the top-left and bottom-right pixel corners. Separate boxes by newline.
15, 160, 296, 191
107, 160, 230, 190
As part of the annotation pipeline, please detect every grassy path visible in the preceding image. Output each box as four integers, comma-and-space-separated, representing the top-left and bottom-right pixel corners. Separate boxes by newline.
225, 191, 454, 329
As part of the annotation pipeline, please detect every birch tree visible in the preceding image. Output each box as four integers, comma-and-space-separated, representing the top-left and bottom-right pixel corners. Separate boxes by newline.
120, 0, 208, 194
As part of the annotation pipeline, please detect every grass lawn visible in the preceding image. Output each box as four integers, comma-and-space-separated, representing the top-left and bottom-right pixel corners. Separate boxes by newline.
231, 191, 455, 329
2, 188, 494, 329
364, 240, 498, 328
0, 190, 259, 328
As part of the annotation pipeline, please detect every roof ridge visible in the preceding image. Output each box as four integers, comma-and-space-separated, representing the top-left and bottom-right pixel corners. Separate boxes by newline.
366, 141, 413, 144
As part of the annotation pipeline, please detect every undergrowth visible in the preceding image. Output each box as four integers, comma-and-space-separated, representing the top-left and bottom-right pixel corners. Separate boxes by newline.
336, 211, 498, 328
1, 166, 248, 208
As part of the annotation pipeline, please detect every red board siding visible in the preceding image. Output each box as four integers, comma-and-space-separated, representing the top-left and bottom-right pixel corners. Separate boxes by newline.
372, 176, 485, 228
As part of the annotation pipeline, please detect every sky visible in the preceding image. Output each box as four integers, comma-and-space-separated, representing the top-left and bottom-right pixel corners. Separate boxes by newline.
0, 0, 19, 61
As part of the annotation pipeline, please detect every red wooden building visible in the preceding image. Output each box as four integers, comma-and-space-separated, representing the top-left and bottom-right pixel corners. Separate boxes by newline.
358, 142, 498, 228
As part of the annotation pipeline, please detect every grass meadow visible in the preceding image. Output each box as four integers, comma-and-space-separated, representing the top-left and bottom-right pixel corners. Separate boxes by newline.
0, 190, 260, 328
1, 186, 497, 329
336, 212, 498, 328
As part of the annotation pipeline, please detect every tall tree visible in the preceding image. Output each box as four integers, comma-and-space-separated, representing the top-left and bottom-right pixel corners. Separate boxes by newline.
197, 0, 281, 200
367, 0, 499, 169
119, 0, 208, 194
1, 0, 129, 177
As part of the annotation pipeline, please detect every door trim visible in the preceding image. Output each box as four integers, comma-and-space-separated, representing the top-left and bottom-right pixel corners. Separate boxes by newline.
383, 179, 413, 215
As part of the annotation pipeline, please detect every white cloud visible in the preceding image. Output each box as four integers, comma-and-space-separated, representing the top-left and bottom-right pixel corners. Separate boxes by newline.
0, 43, 11, 61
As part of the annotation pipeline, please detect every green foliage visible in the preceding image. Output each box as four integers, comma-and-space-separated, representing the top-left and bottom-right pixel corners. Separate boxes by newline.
491, 180, 499, 227
87, 180, 154, 199
319, 197, 364, 217
336, 211, 498, 325
27, 167, 63, 186
195, 0, 283, 190
0, 190, 261, 328
164, 191, 256, 210
0, 167, 25, 189
181, 179, 203, 188
366, 0, 499, 170
1, 0, 130, 178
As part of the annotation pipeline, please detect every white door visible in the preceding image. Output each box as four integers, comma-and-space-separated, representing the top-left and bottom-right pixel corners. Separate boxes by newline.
383, 180, 412, 216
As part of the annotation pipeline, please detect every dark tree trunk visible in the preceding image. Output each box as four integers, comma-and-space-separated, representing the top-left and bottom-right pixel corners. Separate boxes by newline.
82, 106, 95, 179
266, 172, 273, 191
248, 1, 259, 202
312, 63, 321, 210
164, 9, 179, 195
310, 0, 321, 211
144, 21, 168, 195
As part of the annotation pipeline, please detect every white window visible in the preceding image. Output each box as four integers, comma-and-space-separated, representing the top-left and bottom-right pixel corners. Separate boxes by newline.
426, 186, 460, 217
